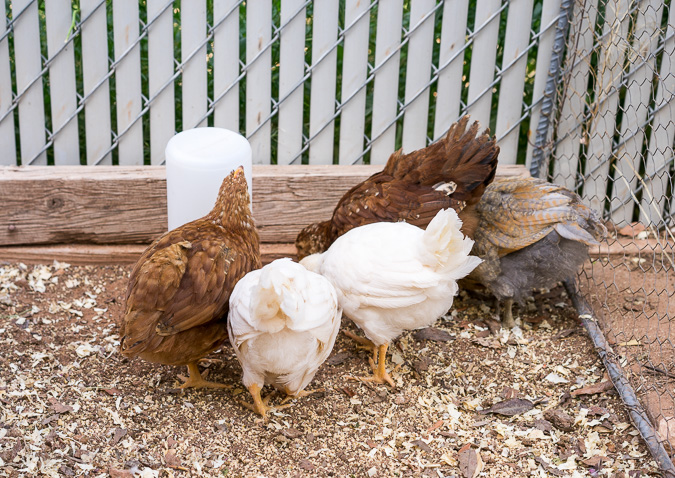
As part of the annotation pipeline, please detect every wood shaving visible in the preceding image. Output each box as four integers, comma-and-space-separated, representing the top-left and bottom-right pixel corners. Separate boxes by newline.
0, 263, 660, 476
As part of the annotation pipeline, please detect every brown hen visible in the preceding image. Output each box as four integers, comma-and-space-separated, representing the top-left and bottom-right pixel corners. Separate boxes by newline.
466, 177, 607, 328
120, 166, 261, 389
295, 116, 499, 259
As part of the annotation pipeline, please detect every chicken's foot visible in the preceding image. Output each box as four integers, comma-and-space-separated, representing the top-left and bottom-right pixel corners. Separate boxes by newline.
178, 362, 229, 389
502, 298, 515, 329
343, 330, 375, 351
347, 344, 396, 388
240, 386, 290, 420
280, 387, 326, 405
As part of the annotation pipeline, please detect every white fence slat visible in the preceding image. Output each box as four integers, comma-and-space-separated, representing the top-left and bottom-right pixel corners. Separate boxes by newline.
0, 1, 16, 165
214, 0, 240, 131
246, 0, 271, 164
525, 0, 562, 169
640, 6, 675, 225
278, 0, 306, 165
401, 0, 435, 153
610, 0, 664, 225
433, 0, 469, 141
45, 0, 79, 165
552, 0, 598, 189
182, 0, 207, 129
495, 0, 534, 164
148, 0, 175, 165
113, 0, 144, 165
466, 0, 501, 129
13, 0, 46, 165
582, 0, 630, 214
81, 0, 111, 165
338, 0, 370, 164
308, 1, 338, 165
370, 0, 402, 165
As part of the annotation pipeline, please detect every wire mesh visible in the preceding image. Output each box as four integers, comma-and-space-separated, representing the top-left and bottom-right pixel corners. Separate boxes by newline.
537, 0, 675, 471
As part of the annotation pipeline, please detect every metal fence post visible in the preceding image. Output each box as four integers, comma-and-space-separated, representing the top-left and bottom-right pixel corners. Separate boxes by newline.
530, 0, 575, 178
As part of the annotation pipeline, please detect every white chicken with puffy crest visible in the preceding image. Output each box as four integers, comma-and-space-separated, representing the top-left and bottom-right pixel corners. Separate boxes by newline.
301, 208, 481, 387
228, 258, 341, 418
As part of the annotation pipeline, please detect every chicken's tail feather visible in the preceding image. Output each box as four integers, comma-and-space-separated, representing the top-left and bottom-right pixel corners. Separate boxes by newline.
384, 116, 499, 206
421, 208, 482, 277
433, 116, 499, 202
251, 258, 330, 334
249, 260, 289, 334
555, 222, 601, 245
119, 311, 163, 357
555, 204, 607, 246
299, 253, 323, 273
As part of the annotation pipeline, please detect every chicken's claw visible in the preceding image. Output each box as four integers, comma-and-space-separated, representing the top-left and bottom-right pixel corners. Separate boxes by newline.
280, 387, 325, 405
240, 386, 291, 420
178, 362, 229, 389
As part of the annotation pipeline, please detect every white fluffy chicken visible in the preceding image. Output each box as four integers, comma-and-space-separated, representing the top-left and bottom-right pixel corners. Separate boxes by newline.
301, 208, 481, 387
228, 258, 341, 418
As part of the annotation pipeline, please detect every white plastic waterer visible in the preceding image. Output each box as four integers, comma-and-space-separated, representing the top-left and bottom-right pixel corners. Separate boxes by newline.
165, 128, 253, 230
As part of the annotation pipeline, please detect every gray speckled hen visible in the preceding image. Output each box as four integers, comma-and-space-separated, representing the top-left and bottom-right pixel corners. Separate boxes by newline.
465, 177, 607, 328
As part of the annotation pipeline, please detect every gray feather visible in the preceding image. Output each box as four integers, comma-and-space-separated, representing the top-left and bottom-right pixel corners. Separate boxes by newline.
483, 231, 589, 303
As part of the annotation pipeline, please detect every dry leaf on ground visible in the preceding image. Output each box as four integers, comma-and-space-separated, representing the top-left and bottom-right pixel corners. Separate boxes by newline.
413, 327, 453, 342
480, 398, 534, 416
459, 446, 483, 478
571, 380, 614, 396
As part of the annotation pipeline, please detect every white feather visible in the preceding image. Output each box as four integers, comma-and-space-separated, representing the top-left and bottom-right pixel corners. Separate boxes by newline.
305, 208, 481, 345
228, 258, 341, 396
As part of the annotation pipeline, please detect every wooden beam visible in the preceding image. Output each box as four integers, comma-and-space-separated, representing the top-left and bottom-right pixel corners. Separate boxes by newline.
0, 236, 668, 267
0, 164, 528, 246
0, 243, 297, 266
588, 237, 675, 257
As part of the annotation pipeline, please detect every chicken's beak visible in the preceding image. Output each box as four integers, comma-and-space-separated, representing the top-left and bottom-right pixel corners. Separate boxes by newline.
233, 166, 244, 178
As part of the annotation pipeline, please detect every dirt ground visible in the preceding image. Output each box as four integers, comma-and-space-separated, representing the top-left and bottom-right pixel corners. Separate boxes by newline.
581, 246, 675, 460
0, 260, 665, 477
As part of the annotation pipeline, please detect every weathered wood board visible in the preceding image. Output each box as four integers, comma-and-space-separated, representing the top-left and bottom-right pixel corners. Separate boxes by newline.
0, 243, 297, 266
0, 164, 528, 248
0, 237, 664, 267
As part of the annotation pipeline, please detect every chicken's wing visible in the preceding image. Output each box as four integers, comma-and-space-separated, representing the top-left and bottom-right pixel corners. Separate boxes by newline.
120, 167, 261, 388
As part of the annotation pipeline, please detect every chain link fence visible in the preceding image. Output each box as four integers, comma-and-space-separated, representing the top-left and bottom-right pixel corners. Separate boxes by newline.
0, 0, 562, 167
535, 0, 675, 473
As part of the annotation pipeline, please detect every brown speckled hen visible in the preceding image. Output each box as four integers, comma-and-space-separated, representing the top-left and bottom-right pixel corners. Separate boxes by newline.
295, 116, 499, 260
120, 167, 261, 389
466, 177, 607, 328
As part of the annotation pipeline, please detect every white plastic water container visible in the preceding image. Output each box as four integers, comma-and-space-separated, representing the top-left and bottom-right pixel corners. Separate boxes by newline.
165, 128, 253, 230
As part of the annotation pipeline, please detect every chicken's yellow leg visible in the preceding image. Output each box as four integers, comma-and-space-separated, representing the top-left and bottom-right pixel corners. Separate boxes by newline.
178, 362, 229, 389
240, 385, 290, 419
372, 344, 396, 387
242, 384, 271, 418
347, 343, 396, 387
343, 330, 376, 351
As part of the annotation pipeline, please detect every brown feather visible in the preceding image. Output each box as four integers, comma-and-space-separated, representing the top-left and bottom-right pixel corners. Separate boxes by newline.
295, 115, 499, 259
466, 177, 608, 303
120, 168, 261, 367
